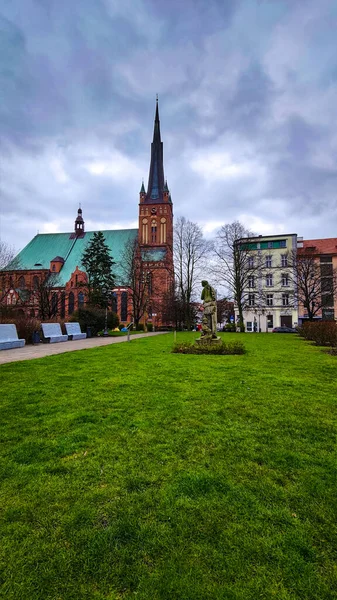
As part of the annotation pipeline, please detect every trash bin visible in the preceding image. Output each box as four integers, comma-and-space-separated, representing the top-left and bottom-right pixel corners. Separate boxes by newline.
32, 331, 40, 345
87, 327, 92, 338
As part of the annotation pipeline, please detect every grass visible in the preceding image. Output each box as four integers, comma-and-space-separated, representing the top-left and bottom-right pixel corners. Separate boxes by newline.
0, 332, 336, 600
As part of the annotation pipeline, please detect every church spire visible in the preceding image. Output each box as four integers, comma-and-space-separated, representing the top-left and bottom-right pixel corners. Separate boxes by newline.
145, 97, 165, 203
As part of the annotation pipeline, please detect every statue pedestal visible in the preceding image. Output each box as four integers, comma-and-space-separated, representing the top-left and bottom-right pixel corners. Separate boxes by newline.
195, 336, 222, 346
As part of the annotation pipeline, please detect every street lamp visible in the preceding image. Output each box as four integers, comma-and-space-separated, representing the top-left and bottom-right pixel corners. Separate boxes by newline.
102, 287, 110, 336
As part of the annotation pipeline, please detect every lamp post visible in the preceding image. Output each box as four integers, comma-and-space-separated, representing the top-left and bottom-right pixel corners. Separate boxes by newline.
102, 287, 110, 337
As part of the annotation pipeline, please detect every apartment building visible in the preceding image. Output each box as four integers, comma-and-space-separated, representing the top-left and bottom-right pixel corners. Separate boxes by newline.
240, 233, 298, 332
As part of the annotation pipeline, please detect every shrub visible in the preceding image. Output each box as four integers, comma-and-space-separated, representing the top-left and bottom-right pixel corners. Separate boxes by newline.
223, 323, 236, 332
70, 307, 119, 336
299, 321, 337, 347
0, 316, 42, 344
172, 340, 246, 355
135, 323, 145, 331
146, 323, 153, 332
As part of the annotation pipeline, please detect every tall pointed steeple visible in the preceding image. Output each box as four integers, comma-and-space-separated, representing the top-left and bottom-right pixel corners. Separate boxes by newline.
145, 97, 165, 203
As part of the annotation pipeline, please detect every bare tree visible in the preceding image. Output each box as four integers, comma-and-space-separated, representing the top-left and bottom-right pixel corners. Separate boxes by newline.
122, 236, 153, 328
212, 221, 257, 331
35, 273, 61, 320
0, 241, 17, 270
174, 216, 211, 329
289, 250, 337, 321
0, 243, 22, 304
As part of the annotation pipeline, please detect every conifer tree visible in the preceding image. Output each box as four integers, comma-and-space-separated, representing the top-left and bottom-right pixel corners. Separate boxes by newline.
81, 232, 115, 307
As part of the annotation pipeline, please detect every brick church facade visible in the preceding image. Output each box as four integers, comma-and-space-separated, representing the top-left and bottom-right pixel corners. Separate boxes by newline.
1, 100, 174, 327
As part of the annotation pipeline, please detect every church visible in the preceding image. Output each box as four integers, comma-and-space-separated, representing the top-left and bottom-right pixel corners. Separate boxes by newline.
1, 100, 174, 327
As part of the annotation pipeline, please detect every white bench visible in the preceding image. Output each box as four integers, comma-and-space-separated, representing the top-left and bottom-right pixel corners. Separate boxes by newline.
41, 323, 68, 343
0, 324, 26, 350
65, 322, 87, 340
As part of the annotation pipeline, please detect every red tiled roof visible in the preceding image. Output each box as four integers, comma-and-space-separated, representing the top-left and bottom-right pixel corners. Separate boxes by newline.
301, 238, 337, 255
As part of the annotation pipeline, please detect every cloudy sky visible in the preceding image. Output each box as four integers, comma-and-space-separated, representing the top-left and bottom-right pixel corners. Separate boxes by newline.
1, 0, 337, 251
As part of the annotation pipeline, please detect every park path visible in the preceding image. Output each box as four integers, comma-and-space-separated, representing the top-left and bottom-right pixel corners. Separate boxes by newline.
0, 332, 167, 366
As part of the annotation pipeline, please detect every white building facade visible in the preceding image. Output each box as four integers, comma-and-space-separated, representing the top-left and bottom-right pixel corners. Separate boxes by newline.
240, 234, 299, 332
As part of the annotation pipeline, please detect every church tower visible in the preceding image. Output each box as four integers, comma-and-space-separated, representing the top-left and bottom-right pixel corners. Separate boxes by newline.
139, 98, 174, 325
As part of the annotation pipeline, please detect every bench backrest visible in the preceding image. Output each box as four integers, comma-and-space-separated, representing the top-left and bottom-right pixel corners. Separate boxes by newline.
42, 323, 63, 338
65, 322, 82, 335
0, 324, 19, 341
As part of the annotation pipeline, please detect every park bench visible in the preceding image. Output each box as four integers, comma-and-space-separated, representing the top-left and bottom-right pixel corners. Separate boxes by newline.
0, 324, 26, 350
65, 322, 87, 340
41, 323, 68, 343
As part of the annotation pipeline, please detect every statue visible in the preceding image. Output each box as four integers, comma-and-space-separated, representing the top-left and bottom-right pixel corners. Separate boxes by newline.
200, 280, 217, 339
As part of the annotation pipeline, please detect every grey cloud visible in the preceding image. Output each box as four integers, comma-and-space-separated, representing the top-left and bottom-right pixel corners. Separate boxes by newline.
1, 0, 337, 249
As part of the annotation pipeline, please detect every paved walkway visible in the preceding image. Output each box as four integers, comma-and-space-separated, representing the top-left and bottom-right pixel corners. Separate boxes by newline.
0, 332, 167, 365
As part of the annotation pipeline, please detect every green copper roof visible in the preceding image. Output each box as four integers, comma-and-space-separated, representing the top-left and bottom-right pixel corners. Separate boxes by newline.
7, 229, 139, 286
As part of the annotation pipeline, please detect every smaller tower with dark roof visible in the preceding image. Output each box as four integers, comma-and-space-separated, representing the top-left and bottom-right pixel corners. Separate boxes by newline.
75, 206, 85, 237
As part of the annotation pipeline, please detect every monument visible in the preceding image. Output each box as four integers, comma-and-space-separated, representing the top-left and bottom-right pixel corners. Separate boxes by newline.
196, 280, 221, 345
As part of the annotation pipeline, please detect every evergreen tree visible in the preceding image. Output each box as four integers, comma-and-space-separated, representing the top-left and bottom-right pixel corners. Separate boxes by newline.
81, 232, 116, 307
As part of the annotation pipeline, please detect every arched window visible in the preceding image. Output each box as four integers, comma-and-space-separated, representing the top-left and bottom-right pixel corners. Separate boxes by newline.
52, 264, 56, 272
52, 292, 58, 316
151, 219, 157, 243
18, 276, 25, 289
33, 276, 39, 290
78, 291, 85, 308
112, 292, 117, 314
147, 272, 152, 295
68, 292, 75, 315
121, 291, 128, 322
60, 292, 66, 318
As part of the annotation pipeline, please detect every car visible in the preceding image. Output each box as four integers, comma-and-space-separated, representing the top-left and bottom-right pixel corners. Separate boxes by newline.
272, 326, 297, 333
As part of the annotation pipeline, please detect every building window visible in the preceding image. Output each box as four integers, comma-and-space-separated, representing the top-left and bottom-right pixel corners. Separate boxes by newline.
112, 292, 117, 314
121, 291, 128, 322
151, 219, 157, 243
322, 308, 335, 320
33, 276, 39, 290
266, 274, 273, 287
265, 255, 272, 268
266, 294, 273, 306
248, 276, 255, 288
268, 241, 273, 249
52, 264, 56, 272
68, 292, 75, 315
282, 293, 289, 306
52, 292, 58, 316
60, 292, 66, 318
248, 256, 254, 268
248, 293, 255, 306
147, 272, 152, 295
18, 276, 25, 289
246, 321, 253, 332
281, 254, 288, 267
280, 240, 286, 248
281, 273, 289, 286
267, 314, 273, 328
78, 292, 85, 308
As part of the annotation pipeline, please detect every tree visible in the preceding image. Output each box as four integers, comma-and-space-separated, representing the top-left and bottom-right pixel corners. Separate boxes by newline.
289, 250, 337, 321
81, 232, 115, 307
0, 243, 22, 305
174, 216, 211, 329
35, 273, 61, 320
0, 241, 16, 270
217, 297, 234, 325
121, 236, 153, 328
212, 221, 257, 331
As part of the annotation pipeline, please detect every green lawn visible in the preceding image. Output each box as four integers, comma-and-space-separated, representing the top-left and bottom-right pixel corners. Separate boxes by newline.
0, 333, 336, 600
